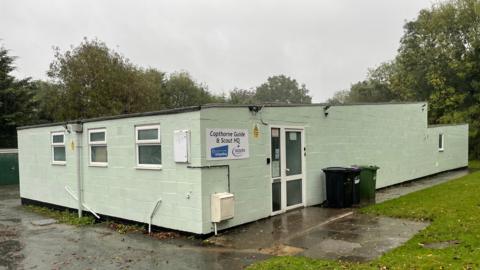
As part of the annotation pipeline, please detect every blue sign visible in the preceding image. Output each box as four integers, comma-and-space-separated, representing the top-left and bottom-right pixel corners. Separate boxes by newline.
211, 145, 228, 158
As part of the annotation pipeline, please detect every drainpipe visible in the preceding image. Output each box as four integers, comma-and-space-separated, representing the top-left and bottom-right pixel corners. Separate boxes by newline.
71, 123, 84, 218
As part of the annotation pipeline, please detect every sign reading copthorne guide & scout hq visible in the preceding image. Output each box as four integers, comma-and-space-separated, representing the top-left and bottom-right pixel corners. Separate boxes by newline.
206, 128, 249, 160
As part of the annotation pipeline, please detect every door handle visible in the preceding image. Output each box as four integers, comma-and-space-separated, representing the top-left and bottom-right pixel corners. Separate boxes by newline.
286, 168, 290, 172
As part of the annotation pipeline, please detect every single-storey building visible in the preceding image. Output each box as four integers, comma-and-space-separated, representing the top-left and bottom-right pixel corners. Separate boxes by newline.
17, 102, 468, 234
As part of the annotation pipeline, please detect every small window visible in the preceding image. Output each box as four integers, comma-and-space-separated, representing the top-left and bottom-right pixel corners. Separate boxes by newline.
51, 132, 66, 164
89, 128, 108, 166
136, 125, 161, 169
438, 133, 444, 152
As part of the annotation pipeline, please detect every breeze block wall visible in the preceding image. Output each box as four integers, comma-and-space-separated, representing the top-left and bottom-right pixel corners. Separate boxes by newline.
18, 125, 78, 208
18, 103, 468, 235
81, 111, 203, 233
198, 103, 468, 233
18, 111, 206, 234
199, 108, 271, 233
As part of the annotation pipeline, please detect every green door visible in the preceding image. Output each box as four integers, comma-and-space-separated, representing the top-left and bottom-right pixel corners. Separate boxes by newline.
0, 152, 19, 185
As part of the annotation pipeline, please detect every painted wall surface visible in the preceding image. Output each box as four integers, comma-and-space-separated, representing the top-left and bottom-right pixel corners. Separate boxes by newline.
18, 103, 469, 234
18, 111, 205, 234
199, 108, 270, 233
18, 125, 78, 208
199, 103, 468, 233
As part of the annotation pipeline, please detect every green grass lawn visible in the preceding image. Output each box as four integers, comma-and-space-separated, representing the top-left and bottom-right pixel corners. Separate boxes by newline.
248, 162, 480, 270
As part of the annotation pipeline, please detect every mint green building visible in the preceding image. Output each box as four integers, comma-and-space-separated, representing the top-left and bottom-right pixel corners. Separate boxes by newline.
17, 103, 468, 234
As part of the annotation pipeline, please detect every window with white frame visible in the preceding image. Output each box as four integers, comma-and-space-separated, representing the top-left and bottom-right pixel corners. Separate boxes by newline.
438, 133, 444, 151
89, 128, 108, 166
51, 132, 66, 164
136, 125, 161, 168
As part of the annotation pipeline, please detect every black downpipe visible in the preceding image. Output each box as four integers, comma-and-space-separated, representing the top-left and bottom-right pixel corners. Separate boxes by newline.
187, 165, 231, 193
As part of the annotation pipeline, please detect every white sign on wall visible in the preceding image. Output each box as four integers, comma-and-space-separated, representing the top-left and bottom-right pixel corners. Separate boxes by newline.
206, 128, 249, 160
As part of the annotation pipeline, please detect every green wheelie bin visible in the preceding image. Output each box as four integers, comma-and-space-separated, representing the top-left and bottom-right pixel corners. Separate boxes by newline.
358, 165, 379, 203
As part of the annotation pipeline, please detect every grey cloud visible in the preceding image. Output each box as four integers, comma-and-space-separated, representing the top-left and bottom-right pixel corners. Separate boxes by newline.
0, 0, 433, 101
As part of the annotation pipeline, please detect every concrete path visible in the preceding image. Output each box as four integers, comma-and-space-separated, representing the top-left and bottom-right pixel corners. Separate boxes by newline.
376, 168, 469, 203
0, 168, 468, 269
287, 213, 427, 261
207, 207, 428, 262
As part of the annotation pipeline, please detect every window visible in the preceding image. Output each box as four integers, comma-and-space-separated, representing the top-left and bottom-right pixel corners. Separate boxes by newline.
89, 128, 108, 166
438, 133, 444, 152
136, 125, 161, 169
51, 132, 66, 164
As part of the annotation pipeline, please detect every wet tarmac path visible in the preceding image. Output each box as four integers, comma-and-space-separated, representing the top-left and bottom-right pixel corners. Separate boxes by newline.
0, 185, 269, 270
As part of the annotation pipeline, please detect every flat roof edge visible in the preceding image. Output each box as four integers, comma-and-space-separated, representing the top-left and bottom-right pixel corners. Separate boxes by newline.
17, 106, 201, 131
201, 101, 426, 109
0, 148, 18, 154
81, 106, 201, 123
17, 121, 68, 131
17, 101, 428, 131
428, 123, 469, 128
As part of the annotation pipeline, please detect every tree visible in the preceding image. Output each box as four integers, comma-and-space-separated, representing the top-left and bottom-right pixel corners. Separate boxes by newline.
393, 0, 480, 158
349, 62, 403, 103
255, 75, 312, 104
328, 0, 480, 158
229, 88, 256, 104
161, 71, 219, 109
0, 46, 37, 148
46, 38, 225, 120
47, 38, 167, 120
32, 80, 63, 123
328, 62, 402, 104
326, 90, 351, 105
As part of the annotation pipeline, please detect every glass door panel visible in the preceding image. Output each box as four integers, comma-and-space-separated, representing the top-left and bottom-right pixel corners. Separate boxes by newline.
271, 128, 281, 178
285, 131, 302, 176
272, 180, 282, 212
286, 179, 302, 206
285, 130, 303, 209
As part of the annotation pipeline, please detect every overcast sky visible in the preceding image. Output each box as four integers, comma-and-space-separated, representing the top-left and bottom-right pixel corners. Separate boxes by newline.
1, 0, 434, 102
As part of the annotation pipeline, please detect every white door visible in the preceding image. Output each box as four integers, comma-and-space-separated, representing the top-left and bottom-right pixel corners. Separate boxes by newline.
270, 127, 305, 215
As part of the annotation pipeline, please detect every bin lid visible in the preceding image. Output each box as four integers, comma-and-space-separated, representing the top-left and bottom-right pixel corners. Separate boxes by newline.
358, 165, 380, 171
348, 166, 361, 172
322, 167, 350, 172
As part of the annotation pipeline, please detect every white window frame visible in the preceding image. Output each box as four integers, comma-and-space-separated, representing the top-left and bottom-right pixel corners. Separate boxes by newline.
51, 131, 66, 165
135, 124, 162, 169
438, 133, 445, 152
88, 128, 108, 167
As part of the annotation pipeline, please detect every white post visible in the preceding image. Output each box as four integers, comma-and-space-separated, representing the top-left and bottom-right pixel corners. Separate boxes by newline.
149, 199, 162, 234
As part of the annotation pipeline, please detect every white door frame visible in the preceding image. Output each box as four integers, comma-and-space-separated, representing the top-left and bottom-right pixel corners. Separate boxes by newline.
269, 125, 306, 215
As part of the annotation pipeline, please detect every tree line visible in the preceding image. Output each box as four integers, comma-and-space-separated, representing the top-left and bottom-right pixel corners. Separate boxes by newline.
328, 0, 480, 159
0, 38, 312, 148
